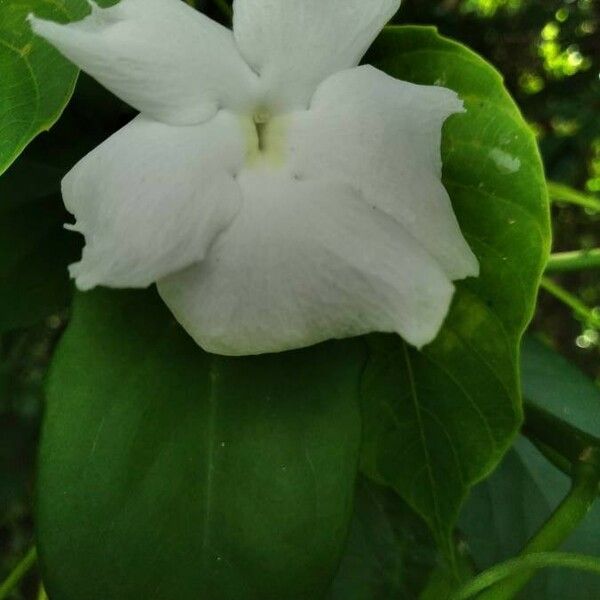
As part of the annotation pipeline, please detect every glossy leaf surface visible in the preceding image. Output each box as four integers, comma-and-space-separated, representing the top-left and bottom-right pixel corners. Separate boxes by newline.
0, 0, 114, 175
37, 289, 364, 600
360, 26, 551, 554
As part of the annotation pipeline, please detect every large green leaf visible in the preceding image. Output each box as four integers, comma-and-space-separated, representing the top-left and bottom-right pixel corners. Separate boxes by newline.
359, 26, 551, 556
460, 436, 600, 599
37, 289, 365, 600
0, 0, 114, 175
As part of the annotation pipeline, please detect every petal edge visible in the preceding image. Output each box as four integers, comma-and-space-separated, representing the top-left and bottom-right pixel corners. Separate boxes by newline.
63, 111, 245, 290
158, 171, 454, 356
284, 65, 479, 281
233, 0, 401, 110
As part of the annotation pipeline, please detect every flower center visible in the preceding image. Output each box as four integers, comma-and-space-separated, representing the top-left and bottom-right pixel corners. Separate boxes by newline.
253, 108, 271, 152
241, 108, 288, 169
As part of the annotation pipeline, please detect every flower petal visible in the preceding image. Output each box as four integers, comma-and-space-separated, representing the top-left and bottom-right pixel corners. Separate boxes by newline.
283, 65, 479, 281
157, 170, 454, 356
64, 111, 245, 291
232, 0, 400, 110
29, 0, 258, 125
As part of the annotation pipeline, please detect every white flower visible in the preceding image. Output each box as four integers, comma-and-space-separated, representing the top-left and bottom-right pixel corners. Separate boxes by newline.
29, 0, 478, 356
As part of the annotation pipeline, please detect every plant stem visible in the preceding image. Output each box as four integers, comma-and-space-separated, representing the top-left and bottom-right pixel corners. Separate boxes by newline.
523, 403, 600, 494
540, 277, 600, 329
211, 0, 233, 20
451, 552, 600, 600
524, 403, 600, 466
37, 584, 48, 600
473, 455, 600, 600
527, 433, 581, 479
546, 249, 600, 273
0, 547, 37, 600
548, 181, 600, 213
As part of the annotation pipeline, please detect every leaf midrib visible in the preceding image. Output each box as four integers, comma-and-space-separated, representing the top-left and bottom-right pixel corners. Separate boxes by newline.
400, 342, 443, 536
202, 359, 220, 566
0, 0, 78, 176
0, 34, 41, 161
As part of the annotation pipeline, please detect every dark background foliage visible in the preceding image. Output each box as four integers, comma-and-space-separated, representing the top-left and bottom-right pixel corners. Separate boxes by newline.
1, 0, 598, 597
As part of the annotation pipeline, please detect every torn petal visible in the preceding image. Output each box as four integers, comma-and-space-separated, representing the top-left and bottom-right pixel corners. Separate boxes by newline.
64, 111, 245, 290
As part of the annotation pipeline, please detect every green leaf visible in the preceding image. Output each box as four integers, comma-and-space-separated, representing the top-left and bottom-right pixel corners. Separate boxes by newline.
522, 336, 600, 439
0, 0, 115, 175
36, 289, 365, 600
460, 344, 600, 598
1, 0, 73, 175
329, 477, 437, 599
359, 26, 550, 556
459, 436, 600, 599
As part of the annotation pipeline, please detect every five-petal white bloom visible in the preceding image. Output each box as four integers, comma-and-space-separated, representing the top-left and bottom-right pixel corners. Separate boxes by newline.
30, 0, 479, 356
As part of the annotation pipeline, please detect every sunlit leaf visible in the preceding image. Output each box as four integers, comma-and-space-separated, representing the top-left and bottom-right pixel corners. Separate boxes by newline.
0, 0, 113, 175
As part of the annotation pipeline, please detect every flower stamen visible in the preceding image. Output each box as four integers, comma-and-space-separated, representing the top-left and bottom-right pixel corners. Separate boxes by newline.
253, 108, 271, 152
241, 108, 288, 169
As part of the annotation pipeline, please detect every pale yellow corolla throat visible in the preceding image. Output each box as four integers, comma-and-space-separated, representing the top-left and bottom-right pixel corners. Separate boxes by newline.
240, 108, 289, 168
